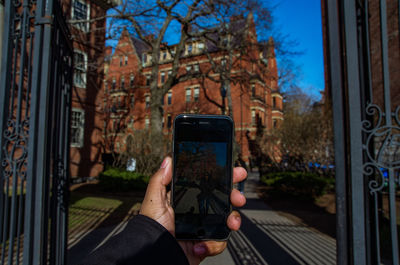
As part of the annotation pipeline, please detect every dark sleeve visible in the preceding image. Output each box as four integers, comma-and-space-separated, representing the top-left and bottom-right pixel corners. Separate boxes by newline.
79, 214, 189, 265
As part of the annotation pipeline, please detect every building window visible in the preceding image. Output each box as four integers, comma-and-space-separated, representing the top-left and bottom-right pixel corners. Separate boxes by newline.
72, 0, 89, 32
142, 54, 147, 66
221, 59, 226, 67
186, 88, 191, 102
145, 117, 150, 128
251, 110, 255, 125
120, 76, 125, 90
167, 91, 172, 105
273, 119, 278, 128
222, 36, 229, 46
167, 115, 172, 129
128, 117, 134, 128
145, 95, 150, 108
194, 64, 200, 72
125, 55, 128, 65
146, 75, 150, 86
112, 78, 116, 90
273, 97, 277, 108
198, 42, 205, 52
194, 87, 199, 102
71, 109, 84, 147
163, 52, 167, 60
251, 84, 255, 97
130, 94, 135, 108
168, 70, 172, 79
130, 74, 135, 87
120, 56, 123, 66
161, 72, 165, 84
187, 43, 193, 55
186, 65, 192, 73
73, 50, 87, 88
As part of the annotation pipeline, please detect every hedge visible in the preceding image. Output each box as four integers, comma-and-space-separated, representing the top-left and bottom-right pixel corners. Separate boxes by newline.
99, 167, 150, 192
260, 172, 334, 200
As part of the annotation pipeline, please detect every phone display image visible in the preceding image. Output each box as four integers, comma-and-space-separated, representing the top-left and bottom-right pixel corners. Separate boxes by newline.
172, 115, 233, 240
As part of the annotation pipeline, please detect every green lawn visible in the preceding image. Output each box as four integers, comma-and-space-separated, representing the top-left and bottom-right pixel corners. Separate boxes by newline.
68, 184, 144, 245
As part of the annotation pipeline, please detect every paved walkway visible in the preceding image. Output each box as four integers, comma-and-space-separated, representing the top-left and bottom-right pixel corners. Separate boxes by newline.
202, 171, 336, 265
68, 171, 336, 265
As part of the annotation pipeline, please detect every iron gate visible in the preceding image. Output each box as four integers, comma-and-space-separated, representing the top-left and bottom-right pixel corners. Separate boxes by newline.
326, 0, 400, 264
0, 0, 72, 264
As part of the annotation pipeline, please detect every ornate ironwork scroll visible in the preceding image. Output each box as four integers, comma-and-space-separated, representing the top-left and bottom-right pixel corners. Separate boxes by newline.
326, 0, 400, 264
0, 0, 72, 264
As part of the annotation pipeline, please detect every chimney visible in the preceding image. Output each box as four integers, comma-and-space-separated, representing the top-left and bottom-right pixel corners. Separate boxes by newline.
105, 46, 113, 57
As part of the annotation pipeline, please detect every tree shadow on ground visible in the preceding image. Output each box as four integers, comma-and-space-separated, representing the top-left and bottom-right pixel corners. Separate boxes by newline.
257, 186, 336, 238
67, 183, 145, 265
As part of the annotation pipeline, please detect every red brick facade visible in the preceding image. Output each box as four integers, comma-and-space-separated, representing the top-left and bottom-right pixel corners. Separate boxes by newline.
104, 14, 283, 164
62, 0, 117, 179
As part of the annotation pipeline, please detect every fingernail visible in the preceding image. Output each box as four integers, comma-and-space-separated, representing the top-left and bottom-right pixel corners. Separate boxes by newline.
160, 158, 169, 169
194, 245, 207, 255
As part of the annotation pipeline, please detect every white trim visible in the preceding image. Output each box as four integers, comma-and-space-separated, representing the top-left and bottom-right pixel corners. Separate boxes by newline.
73, 49, 87, 88
71, 108, 85, 148
250, 106, 265, 112
71, 0, 90, 33
271, 93, 283, 99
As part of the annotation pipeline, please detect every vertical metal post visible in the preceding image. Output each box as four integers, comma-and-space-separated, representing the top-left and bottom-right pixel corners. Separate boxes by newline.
324, 0, 348, 264
379, 0, 399, 263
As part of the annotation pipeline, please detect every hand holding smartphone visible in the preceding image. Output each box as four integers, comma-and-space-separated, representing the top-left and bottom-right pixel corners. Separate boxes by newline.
172, 114, 234, 240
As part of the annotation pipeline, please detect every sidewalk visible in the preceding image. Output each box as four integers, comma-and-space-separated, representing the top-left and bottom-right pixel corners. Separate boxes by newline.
202, 171, 336, 265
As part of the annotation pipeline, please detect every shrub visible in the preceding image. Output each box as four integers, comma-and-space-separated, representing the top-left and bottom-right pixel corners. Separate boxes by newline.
261, 172, 334, 200
99, 167, 150, 192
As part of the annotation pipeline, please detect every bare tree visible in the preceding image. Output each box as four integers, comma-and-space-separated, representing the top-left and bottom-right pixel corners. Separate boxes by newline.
259, 87, 334, 173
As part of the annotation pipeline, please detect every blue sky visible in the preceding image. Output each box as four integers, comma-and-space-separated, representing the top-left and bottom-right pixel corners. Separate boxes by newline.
273, 0, 325, 100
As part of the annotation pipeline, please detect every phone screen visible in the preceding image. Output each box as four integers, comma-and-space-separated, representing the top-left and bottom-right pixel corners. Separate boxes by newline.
172, 115, 233, 240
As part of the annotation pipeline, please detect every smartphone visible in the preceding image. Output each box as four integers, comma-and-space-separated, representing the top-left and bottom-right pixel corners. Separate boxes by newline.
172, 114, 234, 240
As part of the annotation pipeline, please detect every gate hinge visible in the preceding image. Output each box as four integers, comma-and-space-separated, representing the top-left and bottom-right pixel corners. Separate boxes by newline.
35, 16, 54, 26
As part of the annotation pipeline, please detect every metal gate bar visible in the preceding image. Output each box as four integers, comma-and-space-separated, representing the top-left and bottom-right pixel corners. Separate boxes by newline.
0, 0, 72, 264
326, 0, 400, 264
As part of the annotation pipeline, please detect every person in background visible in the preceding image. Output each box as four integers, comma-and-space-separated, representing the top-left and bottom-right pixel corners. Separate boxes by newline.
80, 157, 247, 265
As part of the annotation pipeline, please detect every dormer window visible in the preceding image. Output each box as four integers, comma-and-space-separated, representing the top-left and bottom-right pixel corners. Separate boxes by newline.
198, 42, 205, 52
142, 54, 147, 66
187, 43, 193, 55
163, 52, 167, 60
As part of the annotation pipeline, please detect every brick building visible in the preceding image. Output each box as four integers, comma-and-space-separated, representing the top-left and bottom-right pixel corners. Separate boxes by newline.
62, 0, 119, 179
104, 14, 283, 164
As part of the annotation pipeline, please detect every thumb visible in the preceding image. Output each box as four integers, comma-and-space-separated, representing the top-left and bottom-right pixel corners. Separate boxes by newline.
148, 156, 172, 188
141, 157, 172, 211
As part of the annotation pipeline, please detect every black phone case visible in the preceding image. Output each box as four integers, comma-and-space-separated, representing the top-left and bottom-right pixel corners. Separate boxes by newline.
171, 114, 234, 241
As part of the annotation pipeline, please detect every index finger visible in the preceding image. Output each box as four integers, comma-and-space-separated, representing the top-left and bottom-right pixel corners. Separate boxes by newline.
233, 167, 247, 184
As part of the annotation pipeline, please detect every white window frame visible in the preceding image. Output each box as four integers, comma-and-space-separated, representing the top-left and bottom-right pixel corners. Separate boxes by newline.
198, 42, 205, 52
71, 108, 85, 148
167, 91, 172, 105
130, 74, 135, 87
194, 87, 199, 101
160, 71, 165, 84
186, 88, 191, 102
73, 49, 87, 88
71, 0, 90, 32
